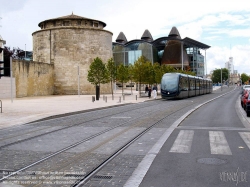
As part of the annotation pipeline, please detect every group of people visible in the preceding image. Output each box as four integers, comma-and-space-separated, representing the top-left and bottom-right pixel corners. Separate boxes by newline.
145, 84, 158, 99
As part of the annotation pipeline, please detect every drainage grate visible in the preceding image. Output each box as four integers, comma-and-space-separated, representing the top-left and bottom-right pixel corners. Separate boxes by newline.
94, 175, 113, 179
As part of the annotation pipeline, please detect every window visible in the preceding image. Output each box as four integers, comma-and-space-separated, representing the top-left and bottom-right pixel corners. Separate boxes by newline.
63, 21, 70, 26
93, 21, 99, 27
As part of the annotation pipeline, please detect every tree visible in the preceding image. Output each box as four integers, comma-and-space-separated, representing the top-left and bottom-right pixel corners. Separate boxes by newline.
128, 64, 134, 95
116, 64, 129, 95
241, 73, 249, 84
87, 57, 108, 100
132, 56, 149, 96
106, 58, 116, 97
211, 68, 229, 84
4, 46, 25, 60
153, 62, 162, 84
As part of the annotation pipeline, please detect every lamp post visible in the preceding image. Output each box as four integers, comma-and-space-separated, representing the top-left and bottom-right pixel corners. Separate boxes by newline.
221, 68, 222, 91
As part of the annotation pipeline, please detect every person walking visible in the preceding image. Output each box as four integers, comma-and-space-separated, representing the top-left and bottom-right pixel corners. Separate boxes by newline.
145, 85, 149, 96
148, 86, 152, 98
152, 84, 157, 99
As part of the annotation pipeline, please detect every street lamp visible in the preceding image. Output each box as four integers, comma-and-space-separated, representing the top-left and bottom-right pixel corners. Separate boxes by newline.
221, 68, 222, 91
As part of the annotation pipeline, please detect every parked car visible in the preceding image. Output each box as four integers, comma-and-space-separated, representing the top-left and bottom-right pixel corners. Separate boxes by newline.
242, 85, 250, 94
245, 94, 250, 117
241, 90, 249, 109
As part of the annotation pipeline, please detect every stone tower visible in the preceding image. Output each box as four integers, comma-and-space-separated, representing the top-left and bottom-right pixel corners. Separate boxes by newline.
32, 13, 113, 94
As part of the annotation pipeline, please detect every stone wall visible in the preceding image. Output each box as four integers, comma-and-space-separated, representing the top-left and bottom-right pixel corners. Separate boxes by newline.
33, 27, 113, 95
0, 77, 16, 99
12, 60, 54, 97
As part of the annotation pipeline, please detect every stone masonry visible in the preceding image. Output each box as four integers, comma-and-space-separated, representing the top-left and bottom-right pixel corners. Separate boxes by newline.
32, 13, 113, 95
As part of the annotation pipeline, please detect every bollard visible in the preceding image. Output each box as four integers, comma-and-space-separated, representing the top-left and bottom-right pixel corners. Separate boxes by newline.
119, 96, 121, 103
136, 95, 137, 100
112, 95, 114, 100
92, 96, 95, 102
0, 100, 2, 113
105, 96, 107, 103
123, 94, 125, 100
103, 95, 105, 101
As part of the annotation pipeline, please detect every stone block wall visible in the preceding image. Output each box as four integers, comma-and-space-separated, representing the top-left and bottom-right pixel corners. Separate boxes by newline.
0, 77, 16, 99
12, 60, 54, 97
33, 27, 113, 95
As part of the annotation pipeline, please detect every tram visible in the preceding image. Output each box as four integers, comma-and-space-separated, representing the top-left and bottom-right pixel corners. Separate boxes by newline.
161, 73, 213, 99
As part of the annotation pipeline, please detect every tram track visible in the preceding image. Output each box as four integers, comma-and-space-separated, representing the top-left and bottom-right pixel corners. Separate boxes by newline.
0, 88, 235, 186
0, 101, 159, 150
0, 93, 218, 186
0, 100, 176, 184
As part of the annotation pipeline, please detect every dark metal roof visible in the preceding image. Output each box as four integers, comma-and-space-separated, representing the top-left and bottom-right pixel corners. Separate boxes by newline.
168, 26, 181, 39
38, 12, 107, 27
182, 37, 210, 49
116, 32, 128, 43
114, 26, 210, 50
141, 29, 153, 42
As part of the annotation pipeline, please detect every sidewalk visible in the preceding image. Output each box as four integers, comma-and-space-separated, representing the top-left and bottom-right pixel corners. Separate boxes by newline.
0, 90, 151, 129
0, 87, 223, 129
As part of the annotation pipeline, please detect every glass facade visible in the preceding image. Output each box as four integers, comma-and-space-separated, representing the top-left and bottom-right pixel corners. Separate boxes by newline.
113, 27, 209, 77
113, 41, 158, 66
186, 47, 205, 77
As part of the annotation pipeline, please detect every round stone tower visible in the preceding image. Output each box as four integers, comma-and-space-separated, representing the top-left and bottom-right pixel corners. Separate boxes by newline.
32, 13, 113, 95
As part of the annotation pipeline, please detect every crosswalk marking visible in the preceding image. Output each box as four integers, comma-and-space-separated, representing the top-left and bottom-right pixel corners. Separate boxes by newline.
209, 131, 232, 155
239, 132, 250, 149
169, 130, 194, 153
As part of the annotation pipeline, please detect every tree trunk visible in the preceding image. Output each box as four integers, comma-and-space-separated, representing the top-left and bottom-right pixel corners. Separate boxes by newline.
96, 85, 100, 100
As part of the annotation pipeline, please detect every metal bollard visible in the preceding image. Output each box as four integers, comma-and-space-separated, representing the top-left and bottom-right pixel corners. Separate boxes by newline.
136, 95, 137, 100
123, 94, 125, 100
105, 96, 107, 103
119, 96, 121, 103
0, 100, 2, 113
92, 96, 95, 102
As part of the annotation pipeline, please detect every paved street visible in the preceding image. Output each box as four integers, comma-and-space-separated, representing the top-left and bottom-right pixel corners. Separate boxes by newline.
138, 86, 250, 187
1, 86, 249, 187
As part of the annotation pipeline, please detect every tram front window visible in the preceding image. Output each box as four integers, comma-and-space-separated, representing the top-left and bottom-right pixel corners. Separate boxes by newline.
161, 74, 178, 91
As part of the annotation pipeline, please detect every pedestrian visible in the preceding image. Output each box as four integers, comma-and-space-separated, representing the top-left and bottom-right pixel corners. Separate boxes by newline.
152, 84, 157, 99
148, 86, 152, 98
145, 85, 149, 93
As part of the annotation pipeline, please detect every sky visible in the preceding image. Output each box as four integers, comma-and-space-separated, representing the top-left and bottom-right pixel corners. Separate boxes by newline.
1, 0, 250, 75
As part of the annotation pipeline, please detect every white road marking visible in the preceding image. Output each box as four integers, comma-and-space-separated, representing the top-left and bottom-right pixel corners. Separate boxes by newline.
209, 131, 232, 155
239, 132, 250, 150
110, 117, 131, 118
169, 130, 194, 153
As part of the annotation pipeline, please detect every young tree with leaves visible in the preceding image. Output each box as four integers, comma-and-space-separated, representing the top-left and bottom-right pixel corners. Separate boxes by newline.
106, 58, 116, 97
87, 57, 108, 100
116, 64, 129, 95
132, 56, 149, 97
211, 68, 229, 84
241, 73, 250, 84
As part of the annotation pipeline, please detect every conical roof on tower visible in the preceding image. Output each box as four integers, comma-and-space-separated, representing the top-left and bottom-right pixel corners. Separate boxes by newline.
116, 32, 127, 44
38, 12, 107, 28
141, 29, 153, 42
168, 26, 181, 39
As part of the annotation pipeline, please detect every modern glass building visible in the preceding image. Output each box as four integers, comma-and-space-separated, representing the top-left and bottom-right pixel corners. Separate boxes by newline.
113, 30, 158, 66
112, 27, 210, 77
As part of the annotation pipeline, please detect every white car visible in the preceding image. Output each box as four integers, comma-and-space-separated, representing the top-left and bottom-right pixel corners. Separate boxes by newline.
242, 85, 250, 94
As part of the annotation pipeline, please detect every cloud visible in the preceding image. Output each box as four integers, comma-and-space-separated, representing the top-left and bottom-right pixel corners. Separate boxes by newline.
206, 45, 250, 75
